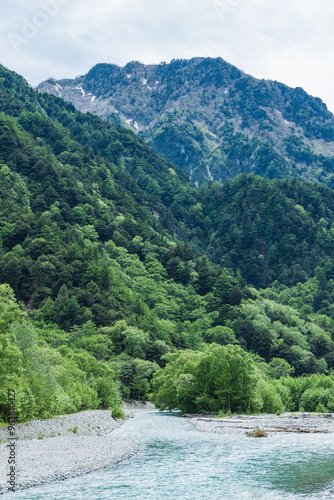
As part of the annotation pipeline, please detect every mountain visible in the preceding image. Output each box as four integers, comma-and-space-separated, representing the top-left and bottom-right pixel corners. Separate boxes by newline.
1, 63, 334, 422
38, 57, 334, 187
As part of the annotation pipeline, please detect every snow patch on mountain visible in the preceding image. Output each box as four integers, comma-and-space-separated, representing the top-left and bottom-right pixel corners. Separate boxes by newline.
75, 87, 86, 97
206, 164, 214, 182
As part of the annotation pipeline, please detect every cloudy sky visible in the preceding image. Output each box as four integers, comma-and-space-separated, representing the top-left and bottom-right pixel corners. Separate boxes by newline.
1, 0, 334, 111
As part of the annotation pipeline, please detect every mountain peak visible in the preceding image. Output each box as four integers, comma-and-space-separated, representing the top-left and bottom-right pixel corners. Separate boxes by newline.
37, 57, 334, 187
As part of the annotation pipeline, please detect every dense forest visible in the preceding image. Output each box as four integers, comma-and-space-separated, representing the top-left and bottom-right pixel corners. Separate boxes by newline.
1, 63, 334, 422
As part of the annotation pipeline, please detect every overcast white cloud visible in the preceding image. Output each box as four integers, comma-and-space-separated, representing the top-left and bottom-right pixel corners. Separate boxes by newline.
1, 0, 334, 111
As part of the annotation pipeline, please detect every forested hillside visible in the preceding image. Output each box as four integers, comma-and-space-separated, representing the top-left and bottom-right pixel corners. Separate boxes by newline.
1, 63, 334, 421
38, 57, 334, 187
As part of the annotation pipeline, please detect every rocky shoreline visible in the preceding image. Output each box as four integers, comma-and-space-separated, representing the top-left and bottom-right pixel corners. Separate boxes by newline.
187, 412, 334, 436
0, 406, 147, 495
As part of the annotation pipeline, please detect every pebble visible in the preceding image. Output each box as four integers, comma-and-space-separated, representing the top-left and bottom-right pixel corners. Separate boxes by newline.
0, 410, 139, 495
191, 412, 334, 435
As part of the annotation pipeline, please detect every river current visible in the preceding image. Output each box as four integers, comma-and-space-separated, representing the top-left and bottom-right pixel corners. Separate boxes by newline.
8, 411, 334, 499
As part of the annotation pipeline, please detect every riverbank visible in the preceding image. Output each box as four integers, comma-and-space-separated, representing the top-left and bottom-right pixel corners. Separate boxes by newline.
188, 412, 334, 435
0, 404, 154, 495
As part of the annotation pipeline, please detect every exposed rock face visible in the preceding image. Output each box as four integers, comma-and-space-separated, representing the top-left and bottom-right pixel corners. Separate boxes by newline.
38, 57, 334, 187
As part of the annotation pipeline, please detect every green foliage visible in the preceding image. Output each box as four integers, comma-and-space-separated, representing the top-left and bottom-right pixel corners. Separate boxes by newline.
267, 358, 295, 379
0, 284, 123, 422
255, 379, 283, 413
203, 326, 238, 345
151, 348, 334, 415
123, 327, 150, 358
109, 354, 159, 400
299, 387, 334, 412
2, 62, 334, 423
0, 284, 26, 333
276, 373, 334, 412
111, 407, 124, 419
151, 345, 256, 413
231, 296, 333, 375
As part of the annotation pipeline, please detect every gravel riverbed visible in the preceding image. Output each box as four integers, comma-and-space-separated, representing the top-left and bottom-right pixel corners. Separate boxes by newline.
189, 412, 334, 435
0, 407, 147, 495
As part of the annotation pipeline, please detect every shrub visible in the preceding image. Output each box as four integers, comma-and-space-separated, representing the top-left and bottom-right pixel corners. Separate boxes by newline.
256, 379, 283, 413
247, 426, 268, 438
299, 387, 334, 412
111, 407, 124, 419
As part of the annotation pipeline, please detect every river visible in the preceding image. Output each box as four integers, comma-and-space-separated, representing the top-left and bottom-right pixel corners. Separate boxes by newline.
7, 411, 334, 499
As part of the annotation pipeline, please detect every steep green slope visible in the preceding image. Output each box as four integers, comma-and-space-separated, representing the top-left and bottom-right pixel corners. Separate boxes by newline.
38, 57, 334, 187
0, 65, 192, 327
180, 174, 334, 289
0, 283, 123, 422
1, 64, 334, 422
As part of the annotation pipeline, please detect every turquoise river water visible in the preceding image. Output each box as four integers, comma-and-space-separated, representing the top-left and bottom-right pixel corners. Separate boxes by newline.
6, 411, 334, 499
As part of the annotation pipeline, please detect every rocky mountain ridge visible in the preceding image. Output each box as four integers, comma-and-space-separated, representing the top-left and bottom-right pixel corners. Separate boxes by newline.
38, 57, 334, 187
